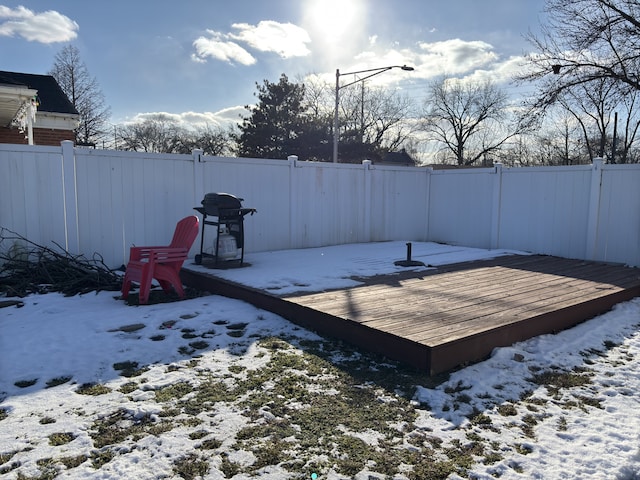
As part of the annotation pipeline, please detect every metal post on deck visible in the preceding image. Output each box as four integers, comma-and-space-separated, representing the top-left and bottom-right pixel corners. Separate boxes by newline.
394, 242, 426, 267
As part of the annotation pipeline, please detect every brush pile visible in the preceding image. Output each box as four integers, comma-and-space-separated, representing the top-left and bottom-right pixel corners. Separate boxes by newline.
0, 228, 122, 297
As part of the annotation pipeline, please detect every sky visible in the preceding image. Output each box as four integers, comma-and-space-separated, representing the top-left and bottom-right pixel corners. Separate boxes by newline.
0, 1, 547, 128
2, 241, 640, 478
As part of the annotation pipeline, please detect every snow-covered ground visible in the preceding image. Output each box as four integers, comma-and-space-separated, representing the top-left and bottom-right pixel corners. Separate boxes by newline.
1, 241, 640, 479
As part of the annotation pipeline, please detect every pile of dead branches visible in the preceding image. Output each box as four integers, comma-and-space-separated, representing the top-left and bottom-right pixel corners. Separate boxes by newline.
0, 227, 122, 297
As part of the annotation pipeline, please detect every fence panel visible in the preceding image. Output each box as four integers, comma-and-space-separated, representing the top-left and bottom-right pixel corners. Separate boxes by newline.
593, 164, 640, 266
0, 145, 68, 252
427, 167, 497, 249
499, 166, 592, 259
288, 161, 366, 248
368, 165, 429, 242
197, 155, 291, 253
73, 149, 197, 266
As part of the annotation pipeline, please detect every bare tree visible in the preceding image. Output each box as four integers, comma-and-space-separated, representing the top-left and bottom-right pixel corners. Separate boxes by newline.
346, 85, 415, 148
193, 124, 235, 156
117, 115, 233, 155
532, 112, 586, 165
49, 45, 110, 146
297, 73, 333, 119
296, 73, 418, 162
495, 134, 538, 167
554, 77, 619, 160
613, 88, 640, 163
520, 0, 640, 110
534, 76, 640, 163
333, 82, 416, 163
421, 77, 520, 166
117, 115, 183, 153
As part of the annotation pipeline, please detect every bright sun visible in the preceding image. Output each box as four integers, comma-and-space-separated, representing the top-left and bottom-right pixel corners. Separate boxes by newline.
304, 0, 364, 44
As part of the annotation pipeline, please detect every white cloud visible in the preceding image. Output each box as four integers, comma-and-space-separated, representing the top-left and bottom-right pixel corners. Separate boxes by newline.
191, 21, 310, 65
416, 39, 499, 75
210, 105, 249, 124
124, 106, 248, 129
0, 6, 78, 43
173, 107, 247, 127
334, 38, 505, 89
460, 55, 529, 85
192, 30, 255, 65
229, 21, 310, 58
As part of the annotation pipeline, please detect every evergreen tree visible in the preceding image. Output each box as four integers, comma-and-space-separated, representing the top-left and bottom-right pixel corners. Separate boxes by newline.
236, 74, 331, 161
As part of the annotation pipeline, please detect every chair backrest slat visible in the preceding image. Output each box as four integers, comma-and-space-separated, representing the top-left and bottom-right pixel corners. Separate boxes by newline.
170, 215, 200, 250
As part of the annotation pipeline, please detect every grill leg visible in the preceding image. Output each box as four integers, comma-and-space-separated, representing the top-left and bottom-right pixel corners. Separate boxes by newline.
198, 213, 206, 256
239, 219, 245, 265
214, 222, 221, 265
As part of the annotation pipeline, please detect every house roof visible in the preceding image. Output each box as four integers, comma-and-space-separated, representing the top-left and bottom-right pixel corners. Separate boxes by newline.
381, 149, 416, 166
0, 71, 78, 115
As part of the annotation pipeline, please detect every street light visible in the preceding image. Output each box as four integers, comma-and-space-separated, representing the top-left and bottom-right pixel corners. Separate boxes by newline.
333, 64, 414, 163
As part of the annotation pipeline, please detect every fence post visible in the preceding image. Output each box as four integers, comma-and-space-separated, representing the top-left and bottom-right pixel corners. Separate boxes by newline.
424, 166, 433, 241
585, 158, 604, 261
192, 149, 204, 207
490, 163, 503, 249
288, 155, 298, 249
362, 160, 372, 242
60, 140, 80, 254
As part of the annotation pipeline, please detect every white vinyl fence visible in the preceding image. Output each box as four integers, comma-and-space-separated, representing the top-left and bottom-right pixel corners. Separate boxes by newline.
1, 141, 639, 269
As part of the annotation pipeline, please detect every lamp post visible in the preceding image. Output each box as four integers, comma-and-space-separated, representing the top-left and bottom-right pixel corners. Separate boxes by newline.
333, 64, 414, 163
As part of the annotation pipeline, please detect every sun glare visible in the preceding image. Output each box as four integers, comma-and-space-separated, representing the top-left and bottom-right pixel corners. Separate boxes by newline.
304, 0, 364, 44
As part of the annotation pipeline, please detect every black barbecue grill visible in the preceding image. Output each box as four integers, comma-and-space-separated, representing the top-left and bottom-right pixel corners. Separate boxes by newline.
194, 193, 256, 266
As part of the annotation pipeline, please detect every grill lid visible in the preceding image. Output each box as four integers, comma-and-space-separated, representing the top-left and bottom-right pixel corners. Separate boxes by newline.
196, 192, 256, 218
202, 192, 243, 210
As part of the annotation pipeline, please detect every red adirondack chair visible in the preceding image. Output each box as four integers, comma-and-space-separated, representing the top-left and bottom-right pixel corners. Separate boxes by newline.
121, 215, 200, 304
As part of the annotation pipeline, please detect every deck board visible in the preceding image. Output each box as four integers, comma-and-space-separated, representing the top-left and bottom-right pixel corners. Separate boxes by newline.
182, 254, 640, 375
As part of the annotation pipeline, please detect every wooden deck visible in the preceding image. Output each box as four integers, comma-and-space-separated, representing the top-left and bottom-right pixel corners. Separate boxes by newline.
181, 254, 640, 375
